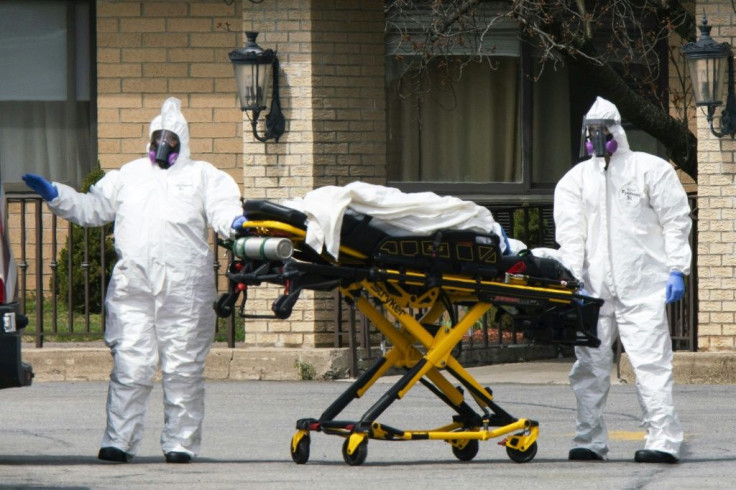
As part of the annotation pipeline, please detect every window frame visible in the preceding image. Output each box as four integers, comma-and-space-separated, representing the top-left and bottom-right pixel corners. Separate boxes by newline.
387, 42, 555, 202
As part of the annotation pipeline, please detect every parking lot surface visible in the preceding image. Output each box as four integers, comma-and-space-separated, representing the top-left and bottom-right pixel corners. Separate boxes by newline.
1, 361, 734, 489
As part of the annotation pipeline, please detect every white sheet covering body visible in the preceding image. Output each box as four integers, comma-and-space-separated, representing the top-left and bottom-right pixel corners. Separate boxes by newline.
283, 182, 504, 259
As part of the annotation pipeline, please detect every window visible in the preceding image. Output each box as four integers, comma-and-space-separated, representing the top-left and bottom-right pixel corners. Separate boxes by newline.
383, 1, 588, 199
386, 48, 574, 199
0, 0, 95, 191
387, 57, 522, 184
384, 3, 673, 207
531, 62, 572, 186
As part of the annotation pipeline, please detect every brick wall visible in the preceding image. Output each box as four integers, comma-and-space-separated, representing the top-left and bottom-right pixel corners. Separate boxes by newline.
6, 1, 246, 333
237, 0, 386, 347
695, 0, 736, 350
93, 0, 387, 348
96, 0, 243, 185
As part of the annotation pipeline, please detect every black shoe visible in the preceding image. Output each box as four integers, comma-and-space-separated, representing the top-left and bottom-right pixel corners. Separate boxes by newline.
634, 449, 679, 464
568, 448, 604, 461
165, 451, 192, 464
98, 447, 132, 463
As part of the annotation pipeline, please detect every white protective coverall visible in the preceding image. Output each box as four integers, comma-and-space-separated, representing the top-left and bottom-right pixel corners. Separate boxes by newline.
46, 98, 243, 457
554, 97, 692, 458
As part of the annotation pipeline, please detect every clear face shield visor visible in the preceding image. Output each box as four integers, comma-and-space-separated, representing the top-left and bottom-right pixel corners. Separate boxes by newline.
579, 118, 617, 158
149, 129, 181, 168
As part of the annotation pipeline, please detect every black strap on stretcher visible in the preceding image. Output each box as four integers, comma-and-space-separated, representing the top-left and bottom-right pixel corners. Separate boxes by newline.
215, 199, 606, 466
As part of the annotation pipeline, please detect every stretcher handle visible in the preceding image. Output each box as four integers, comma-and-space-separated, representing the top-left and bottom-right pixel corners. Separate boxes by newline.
226, 261, 285, 286
272, 291, 301, 319
271, 277, 342, 319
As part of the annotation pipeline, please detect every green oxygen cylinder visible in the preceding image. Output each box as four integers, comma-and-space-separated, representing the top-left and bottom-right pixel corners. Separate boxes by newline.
232, 237, 294, 260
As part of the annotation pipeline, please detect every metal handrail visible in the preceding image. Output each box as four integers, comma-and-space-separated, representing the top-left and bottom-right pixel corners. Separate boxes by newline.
6, 194, 236, 347
336, 196, 699, 371
6, 194, 698, 357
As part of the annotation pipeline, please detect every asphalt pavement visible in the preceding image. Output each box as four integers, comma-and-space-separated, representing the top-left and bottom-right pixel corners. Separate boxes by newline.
1, 359, 735, 489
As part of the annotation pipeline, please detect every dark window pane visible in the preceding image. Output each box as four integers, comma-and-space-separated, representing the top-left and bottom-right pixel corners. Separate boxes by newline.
532, 64, 572, 185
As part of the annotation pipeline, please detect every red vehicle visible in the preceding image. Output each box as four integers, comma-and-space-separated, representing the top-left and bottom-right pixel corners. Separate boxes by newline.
0, 181, 32, 389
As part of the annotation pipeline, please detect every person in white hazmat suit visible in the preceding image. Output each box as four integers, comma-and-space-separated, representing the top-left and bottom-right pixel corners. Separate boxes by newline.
22, 97, 244, 464
554, 97, 691, 464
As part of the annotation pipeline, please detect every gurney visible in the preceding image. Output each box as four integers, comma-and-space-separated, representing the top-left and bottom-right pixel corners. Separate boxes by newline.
215, 198, 603, 466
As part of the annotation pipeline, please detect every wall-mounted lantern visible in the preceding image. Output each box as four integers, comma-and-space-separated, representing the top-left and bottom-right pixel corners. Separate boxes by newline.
229, 32, 285, 142
682, 14, 736, 138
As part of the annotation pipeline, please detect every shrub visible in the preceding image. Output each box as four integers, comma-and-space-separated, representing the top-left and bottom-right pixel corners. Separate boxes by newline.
54, 166, 116, 313
294, 359, 316, 380
513, 207, 540, 246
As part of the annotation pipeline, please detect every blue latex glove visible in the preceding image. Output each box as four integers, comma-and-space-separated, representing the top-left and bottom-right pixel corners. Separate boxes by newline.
231, 215, 246, 231
665, 271, 685, 304
22, 173, 58, 201
500, 226, 512, 255
575, 287, 590, 305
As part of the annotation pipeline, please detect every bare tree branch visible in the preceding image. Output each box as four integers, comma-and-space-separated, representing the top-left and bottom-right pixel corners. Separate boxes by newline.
385, 0, 699, 181
570, 42, 697, 178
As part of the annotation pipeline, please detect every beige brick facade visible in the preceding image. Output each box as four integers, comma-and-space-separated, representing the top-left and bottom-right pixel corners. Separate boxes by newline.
236, 0, 386, 347
0, 0, 719, 356
12, 0, 716, 353
96, 0, 243, 183
694, 1, 736, 351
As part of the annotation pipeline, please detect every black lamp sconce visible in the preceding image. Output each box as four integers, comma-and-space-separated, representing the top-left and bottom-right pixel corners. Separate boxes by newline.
682, 14, 736, 138
229, 32, 285, 143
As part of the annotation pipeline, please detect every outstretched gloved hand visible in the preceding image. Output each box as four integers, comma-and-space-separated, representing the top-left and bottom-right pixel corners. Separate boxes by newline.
665, 271, 685, 304
22, 173, 58, 201
574, 287, 589, 305
231, 215, 246, 232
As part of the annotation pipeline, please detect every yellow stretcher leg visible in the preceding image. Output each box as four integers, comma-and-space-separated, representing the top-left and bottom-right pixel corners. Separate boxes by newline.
290, 274, 543, 466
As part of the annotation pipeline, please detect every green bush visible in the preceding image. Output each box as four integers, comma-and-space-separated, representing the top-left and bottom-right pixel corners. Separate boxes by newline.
54, 166, 117, 313
513, 207, 540, 247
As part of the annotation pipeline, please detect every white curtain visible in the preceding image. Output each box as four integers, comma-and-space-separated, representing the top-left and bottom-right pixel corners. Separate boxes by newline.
0, 101, 90, 185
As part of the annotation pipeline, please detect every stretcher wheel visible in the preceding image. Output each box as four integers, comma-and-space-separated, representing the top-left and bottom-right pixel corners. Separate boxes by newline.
506, 441, 537, 463
342, 438, 368, 466
291, 436, 310, 464
451, 439, 479, 461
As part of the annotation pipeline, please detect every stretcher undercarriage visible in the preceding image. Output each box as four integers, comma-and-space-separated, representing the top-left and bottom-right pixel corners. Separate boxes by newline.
215, 199, 603, 466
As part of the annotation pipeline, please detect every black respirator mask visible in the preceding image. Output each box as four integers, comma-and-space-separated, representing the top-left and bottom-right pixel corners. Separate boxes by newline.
149, 130, 180, 169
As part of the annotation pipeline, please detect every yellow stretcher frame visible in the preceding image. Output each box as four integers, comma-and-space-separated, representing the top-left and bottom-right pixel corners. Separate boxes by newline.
290, 279, 540, 466
218, 217, 600, 466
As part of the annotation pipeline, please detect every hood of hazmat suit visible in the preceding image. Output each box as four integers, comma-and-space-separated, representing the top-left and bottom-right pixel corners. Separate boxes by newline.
554, 96, 691, 301
577, 96, 629, 159
149, 97, 190, 166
